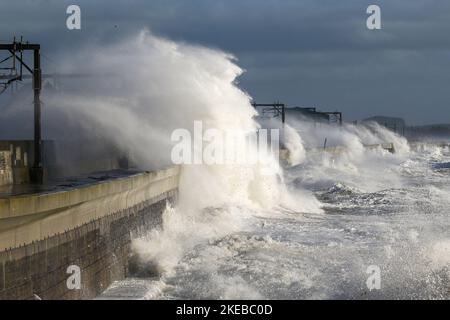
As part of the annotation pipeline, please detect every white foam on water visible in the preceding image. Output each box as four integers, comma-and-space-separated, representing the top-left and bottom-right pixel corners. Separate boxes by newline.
48, 30, 323, 277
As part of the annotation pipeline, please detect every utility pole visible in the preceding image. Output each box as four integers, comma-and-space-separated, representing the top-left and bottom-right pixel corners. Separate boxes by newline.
32, 46, 43, 183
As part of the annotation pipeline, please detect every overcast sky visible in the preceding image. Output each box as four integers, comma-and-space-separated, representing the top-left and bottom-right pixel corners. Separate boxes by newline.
1, 0, 450, 124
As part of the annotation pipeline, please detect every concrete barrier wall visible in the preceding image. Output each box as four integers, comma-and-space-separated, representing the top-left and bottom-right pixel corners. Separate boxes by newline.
0, 166, 180, 299
0, 141, 35, 185
0, 151, 12, 186
0, 140, 129, 185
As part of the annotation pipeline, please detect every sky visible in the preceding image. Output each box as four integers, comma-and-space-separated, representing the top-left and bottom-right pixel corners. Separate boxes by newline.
1, 0, 450, 125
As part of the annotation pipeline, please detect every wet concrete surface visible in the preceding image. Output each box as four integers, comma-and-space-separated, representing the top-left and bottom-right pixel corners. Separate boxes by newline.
0, 169, 143, 198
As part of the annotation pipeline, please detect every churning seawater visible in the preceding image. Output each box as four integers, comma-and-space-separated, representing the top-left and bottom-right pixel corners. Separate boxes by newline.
99, 144, 450, 300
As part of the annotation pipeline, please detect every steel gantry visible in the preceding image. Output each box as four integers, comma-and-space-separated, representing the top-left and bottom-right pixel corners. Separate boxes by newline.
0, 39, 43, 183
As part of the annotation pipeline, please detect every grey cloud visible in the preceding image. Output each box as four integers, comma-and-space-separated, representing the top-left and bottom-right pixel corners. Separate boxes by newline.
1, 0, 450, 124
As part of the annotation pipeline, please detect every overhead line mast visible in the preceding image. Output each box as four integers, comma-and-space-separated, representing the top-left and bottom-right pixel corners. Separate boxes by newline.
0, 38, 43, 183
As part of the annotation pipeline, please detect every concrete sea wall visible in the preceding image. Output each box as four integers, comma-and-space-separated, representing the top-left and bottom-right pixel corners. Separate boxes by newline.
0, 166, 180, 300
